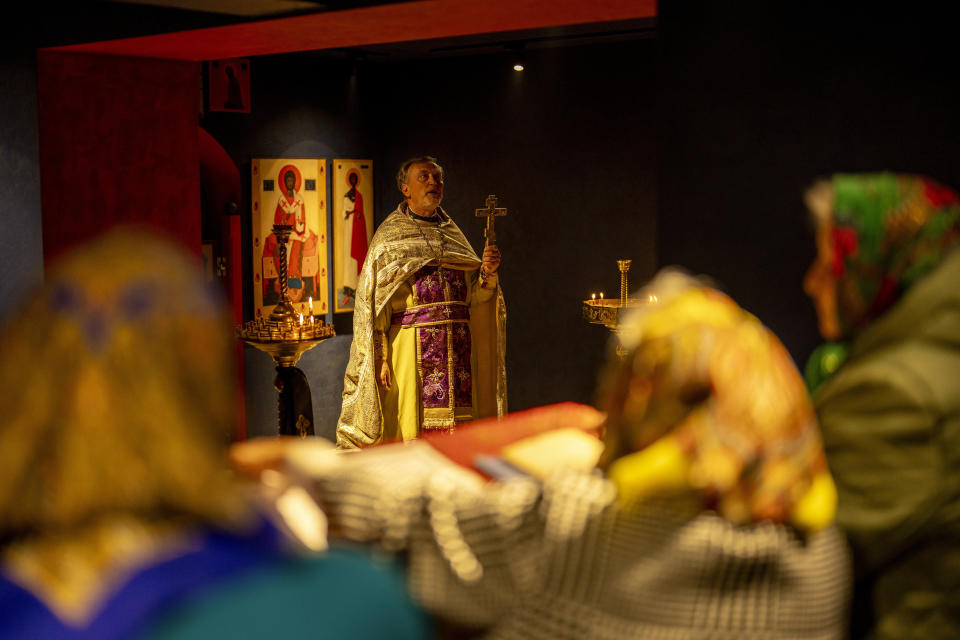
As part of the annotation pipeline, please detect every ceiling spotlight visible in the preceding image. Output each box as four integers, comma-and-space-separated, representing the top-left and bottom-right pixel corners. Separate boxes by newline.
506, 41, 526, 72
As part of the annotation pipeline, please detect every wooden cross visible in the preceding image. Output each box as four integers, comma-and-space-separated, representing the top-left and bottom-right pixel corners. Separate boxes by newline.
475, 194, 507, 246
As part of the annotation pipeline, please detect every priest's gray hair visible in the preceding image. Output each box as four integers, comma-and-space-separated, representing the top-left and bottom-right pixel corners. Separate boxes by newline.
396, 155, 442, 192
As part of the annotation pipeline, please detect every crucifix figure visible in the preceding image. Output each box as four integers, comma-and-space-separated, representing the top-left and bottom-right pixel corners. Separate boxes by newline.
475, 194, 508, 246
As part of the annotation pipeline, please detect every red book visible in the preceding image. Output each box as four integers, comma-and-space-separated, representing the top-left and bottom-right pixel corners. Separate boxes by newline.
422, 402, 605, 480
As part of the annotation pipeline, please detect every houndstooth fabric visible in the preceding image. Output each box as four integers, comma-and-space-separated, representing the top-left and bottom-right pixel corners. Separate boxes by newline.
308, 442, 850, 639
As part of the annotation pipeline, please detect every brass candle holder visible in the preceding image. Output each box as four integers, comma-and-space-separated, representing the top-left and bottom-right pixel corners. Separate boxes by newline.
236, 224, 335, 437
582, 259, 642, 356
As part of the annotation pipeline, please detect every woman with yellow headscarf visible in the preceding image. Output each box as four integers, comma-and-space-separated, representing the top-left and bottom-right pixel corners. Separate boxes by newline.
302, 268, 850, 639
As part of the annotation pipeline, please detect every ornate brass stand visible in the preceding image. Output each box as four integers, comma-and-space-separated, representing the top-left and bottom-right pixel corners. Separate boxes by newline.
582, 259, 641, 356
236, 224, 335, 437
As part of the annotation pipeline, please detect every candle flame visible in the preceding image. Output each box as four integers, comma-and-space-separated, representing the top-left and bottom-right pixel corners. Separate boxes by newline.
299, 313, 304, 324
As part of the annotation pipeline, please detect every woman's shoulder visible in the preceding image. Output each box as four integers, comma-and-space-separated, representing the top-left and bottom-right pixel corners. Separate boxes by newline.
139, 548, 432, 640
821, 334, 960, 418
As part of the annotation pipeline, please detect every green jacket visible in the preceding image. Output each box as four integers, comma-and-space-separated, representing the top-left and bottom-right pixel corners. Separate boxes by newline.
815, 249, 960, 639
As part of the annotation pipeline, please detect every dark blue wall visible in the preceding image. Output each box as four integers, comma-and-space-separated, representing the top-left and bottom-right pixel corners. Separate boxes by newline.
0, 51, 43, 325
657, 3, 960, 368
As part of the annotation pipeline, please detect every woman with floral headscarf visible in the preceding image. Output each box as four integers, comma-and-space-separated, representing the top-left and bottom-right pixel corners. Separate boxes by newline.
295, 269, 850, 639
803, 173, 960, 639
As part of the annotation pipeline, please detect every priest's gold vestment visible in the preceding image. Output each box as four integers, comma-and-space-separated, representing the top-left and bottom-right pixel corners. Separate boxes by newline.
337, 203, 506, 448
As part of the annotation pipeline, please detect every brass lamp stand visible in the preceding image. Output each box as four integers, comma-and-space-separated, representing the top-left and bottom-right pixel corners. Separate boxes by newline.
582, 259, 641, 356
236, 224, 335, 437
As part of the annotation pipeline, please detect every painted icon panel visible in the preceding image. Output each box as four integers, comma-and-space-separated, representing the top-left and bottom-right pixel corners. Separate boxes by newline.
208, 59, 250, 113
332, 159, 373, 312
251, 158, 329, 320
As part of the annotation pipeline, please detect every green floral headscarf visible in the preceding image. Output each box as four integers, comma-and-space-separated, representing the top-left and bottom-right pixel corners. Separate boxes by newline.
805, 172, 960, 392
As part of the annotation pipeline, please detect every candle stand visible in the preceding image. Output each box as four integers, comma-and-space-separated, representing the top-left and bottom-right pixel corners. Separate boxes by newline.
582, 259, 643, 356
236, 224, 335, 437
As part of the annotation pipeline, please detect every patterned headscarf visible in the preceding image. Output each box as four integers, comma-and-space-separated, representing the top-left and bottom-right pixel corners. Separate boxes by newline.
598, 270, 834, 531
0, 228, 250, 539
803, 173, 960, 393
829, 172, 960, 337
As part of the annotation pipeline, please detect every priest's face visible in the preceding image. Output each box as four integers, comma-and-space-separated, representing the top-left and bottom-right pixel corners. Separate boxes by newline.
401, 161, 444, 215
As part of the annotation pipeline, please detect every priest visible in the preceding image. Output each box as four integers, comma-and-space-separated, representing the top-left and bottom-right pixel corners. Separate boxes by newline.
337, 156, 506, 448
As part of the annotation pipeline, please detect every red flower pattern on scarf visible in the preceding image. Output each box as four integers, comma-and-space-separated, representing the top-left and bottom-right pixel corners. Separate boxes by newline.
831, 226, 858, 278
922, 179, 959, 208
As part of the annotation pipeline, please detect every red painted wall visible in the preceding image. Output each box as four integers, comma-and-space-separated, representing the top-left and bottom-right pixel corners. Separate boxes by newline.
37, 51, 201, 263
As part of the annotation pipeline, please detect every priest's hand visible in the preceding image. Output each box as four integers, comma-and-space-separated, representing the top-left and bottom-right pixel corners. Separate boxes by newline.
378, 360, 391, 391
481, 244, 501, 276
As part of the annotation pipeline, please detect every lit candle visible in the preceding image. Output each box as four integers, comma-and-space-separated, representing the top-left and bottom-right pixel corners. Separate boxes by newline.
299, 313, 304, 325
308, 296, 313, 313
599, 292, 604, 299
591, 292, 596, 300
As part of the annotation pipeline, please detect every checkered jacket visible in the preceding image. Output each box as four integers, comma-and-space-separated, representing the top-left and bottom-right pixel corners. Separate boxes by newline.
309, 443, 851, 639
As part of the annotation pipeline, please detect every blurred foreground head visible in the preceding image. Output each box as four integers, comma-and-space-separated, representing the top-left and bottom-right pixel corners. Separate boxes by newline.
598, 269, 834, 531
0, 228, 248, 539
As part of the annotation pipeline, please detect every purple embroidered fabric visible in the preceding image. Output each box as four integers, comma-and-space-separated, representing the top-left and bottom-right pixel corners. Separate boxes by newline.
451, 322, 472, 406
412, 266, 466, 303
392, 304, 468, 326
420, 325, 450, 408
403, 266, 473, 411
